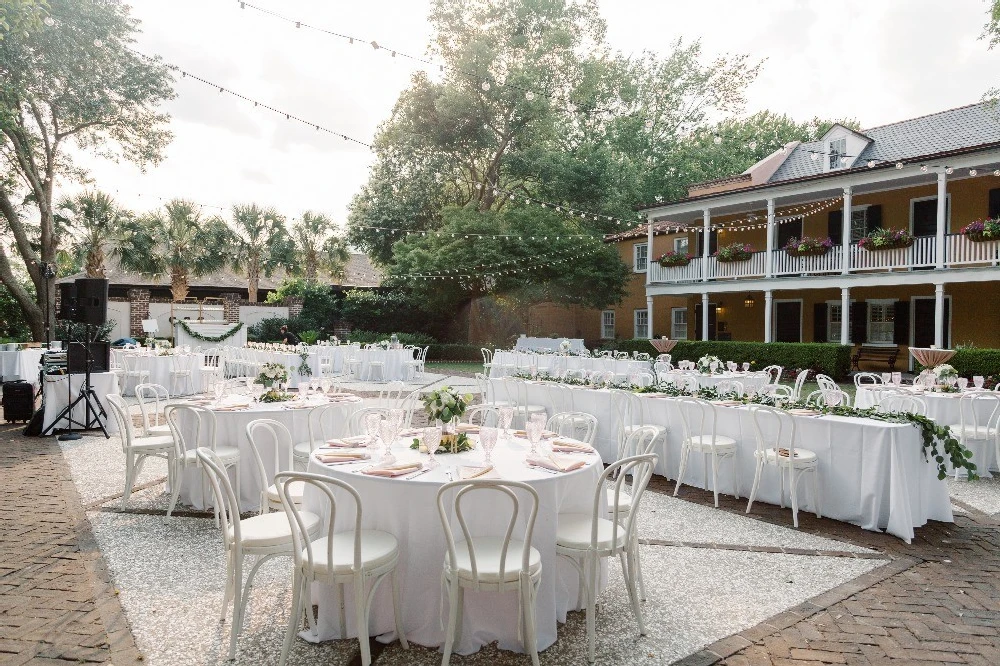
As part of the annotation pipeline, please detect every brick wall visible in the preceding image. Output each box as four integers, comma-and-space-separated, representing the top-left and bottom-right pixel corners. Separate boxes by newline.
127, 289, 149, 338
222, 293, 241, 323
285, 297, 303, 319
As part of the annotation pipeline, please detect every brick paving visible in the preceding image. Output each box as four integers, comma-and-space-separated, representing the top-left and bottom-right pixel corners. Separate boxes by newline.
0, 424, 140, 665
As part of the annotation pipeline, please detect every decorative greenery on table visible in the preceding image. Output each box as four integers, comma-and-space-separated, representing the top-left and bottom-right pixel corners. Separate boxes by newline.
259, 388, 295, 403
296, 348, 312, 377
256, 362, 289, 386
714, 242, 754, 262
960, 217, 1000, 242
696, 354, 723, 374
177, 319, 245, 343
783, 236, 833, 256
409, 432, 473, 454
857, 227, 914, 250
422, 386, 473, 423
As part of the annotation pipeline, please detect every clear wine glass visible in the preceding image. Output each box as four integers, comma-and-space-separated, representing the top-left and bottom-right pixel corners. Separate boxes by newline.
364, 413, 382, 452
974, 375, 985, 389
379, 419, 397, 464
214, 381, 226, 406
480, 426, 498, 465
423, 425, 442, 468
319, 377, 331, 395
525, 415, 544, 456
499, 406, 514, 441
388, 408, 406, 439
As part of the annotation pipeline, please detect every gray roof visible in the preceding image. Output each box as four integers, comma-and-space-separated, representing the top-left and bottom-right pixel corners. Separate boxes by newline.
769, 102, 1000, 183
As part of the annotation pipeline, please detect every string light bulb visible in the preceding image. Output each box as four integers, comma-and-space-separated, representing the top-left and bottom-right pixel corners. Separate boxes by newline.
946, 167, 954, 175
970, 169, 978, 176
43, 16, 55, 26
867, 160, 876, 168
525, 91, 535, 101
896, 162, 904, 169
920, 165, 928, 172
481, 82, 490, 91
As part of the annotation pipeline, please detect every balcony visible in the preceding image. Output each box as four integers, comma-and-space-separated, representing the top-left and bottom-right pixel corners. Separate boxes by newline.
648, 233, 1000, 285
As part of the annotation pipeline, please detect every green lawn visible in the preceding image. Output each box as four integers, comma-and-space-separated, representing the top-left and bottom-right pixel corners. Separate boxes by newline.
426, 361, 483, 376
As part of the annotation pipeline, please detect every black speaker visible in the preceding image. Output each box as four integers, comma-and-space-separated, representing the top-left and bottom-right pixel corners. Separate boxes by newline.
73, 278, 108, 326
67, 342, 110, 374
58, 282, 78, 320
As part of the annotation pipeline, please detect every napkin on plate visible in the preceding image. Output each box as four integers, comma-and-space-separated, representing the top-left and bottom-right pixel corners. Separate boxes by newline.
525, 454, 586, 473
315, 450, 369, 463
361, 461, 423, 477
550, 438, 594, 453
459, 465, 499, 480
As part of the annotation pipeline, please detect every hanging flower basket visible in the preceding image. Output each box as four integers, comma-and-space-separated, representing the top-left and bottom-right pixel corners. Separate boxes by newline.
783, 236, 833, 257
960, 218, 1000, 243
656, 251, 692, 267
857, 228, 914, 251
715, 242, 754, 263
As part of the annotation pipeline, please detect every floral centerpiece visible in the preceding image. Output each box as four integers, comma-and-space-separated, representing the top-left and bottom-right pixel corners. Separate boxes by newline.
656, 250, 692, 267
421, 386, 474, 453
857, 227, 914, 251
714, 242, 754, 263
959, 217, 1000, 242
784, 236, 833, 257
932, 364, 958, 386
259, 388, 295, 403
696, 354, 723, 374
256, 362, 289, 388
559, 339, 572, 353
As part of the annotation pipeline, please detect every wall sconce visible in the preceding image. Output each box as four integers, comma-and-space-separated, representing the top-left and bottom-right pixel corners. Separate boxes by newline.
715, 302, 724, 314
744, 293, 755, 308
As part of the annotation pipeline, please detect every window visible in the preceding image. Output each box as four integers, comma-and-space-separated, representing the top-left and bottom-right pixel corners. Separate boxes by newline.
633, 243, 648, 272
601, 310, 615, 339
867, 300, 895, 344
673, 236, 689, 255
828, 302, 842, 343
829, 137, 847, 170
634, 309, 649, 339
671, 308, 688, 340
850, 208, 868, 243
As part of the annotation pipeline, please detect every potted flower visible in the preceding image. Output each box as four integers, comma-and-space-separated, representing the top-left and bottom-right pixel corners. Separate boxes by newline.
784, 236, 833, 257
857, 227, 914, 251
256, 362, 289, 388
696, 354, 723, 374
959, 218, 1000, 242
714, 242, 754, 262
656, 250, 692, 267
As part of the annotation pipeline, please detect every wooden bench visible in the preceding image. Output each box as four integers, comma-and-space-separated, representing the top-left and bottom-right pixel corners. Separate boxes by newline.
851, 345, 900, 372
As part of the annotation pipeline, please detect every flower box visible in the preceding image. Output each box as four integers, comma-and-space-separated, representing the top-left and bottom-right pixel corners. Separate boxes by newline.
786, 246, 829, 257
716, 252, 752, 263
656, 252, 692, 267
860, 238, 913, 251
857, 228, 914, 251
714, 242, 754, 263
783, 236, 833, 257
960, 218, 1000, 242
965, 232, 999, 243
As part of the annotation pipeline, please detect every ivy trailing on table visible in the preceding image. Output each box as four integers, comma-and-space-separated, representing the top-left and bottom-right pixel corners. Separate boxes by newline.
177, 320, 245, 343
297, 349, 312, 377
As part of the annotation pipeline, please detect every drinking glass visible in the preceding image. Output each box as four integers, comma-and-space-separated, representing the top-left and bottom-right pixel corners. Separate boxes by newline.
727, 361, 736, 372
891, 372, 902, 385
251, 383, 265, 403
423, 425, 442, 468
881, 372, 892, 384
742, 362, 750, 372
974, 375, 985, 389
319, 377, 331, 394
525, 418, 543, 456
379, 419, 397, 464
388, 408, 406, 440
958, 377, 969, 391
499, 406, 514, 440
214, 382, 226, 406
709, 361, 719, 373
480, 426, 498, 464
364, 413, 382, 451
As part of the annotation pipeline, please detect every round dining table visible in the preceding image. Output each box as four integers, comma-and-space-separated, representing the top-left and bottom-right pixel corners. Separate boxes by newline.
303, 433, 604, 656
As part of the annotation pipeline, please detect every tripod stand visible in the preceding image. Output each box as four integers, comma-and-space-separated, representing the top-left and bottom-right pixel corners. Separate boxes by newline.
43, 324, 109, 439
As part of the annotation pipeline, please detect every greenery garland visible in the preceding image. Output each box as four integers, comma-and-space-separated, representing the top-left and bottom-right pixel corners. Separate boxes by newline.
516, 374, 977, 480
297, 349, 313, 377
176, 320, 245, 343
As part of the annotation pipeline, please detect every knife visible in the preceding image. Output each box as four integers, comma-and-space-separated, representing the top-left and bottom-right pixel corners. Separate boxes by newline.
403, 467, 431, 480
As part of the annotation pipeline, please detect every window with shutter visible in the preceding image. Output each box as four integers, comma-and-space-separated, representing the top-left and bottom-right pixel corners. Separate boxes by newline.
989, 188, 1000, 219
850, 302, 868, 344
777, 218, 803, 248
828, 210, 843, 241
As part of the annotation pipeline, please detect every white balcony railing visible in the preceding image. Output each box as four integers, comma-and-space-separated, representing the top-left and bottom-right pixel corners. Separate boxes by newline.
648, 257, 703, 283
850, 235, 935, 271
771, 246, 843, 276
707, 251, 766, 280
947, 234, 1000, 267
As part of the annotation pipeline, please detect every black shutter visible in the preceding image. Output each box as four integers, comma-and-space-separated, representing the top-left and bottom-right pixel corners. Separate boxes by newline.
694, 302, 702, 340
813, 303, 828, 343
828, 210, 843, 242
778, 218, 804, 249
893, 300, 910, 345
944, 298, 951, 349
990, 188, 1000, 219
708, 302, 718, 340
850, 301, 868, 344
912, 200, 936, 237
709, 230, 718, 254
867, 204, 883, 232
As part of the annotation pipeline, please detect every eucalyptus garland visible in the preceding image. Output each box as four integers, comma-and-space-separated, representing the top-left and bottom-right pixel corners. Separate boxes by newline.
297, 350, 313, 377
176, 320, 245, 343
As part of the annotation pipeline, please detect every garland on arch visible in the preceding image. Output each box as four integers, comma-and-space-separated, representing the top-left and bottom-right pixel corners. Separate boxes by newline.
176, 319, 245, 343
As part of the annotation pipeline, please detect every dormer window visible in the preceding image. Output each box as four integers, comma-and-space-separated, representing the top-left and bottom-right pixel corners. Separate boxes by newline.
829, 138, 847, 170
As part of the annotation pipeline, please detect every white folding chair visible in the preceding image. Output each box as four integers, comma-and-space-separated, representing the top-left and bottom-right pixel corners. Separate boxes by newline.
119, 353, 150, 395
275, 471, 407, 666
761, 364, 783, 385
556, 454, 657, 663
200, 352, 223, 391
437, 480, 541, 666
501, 376, 547, 427
791, 369, 810, 401
463, 404, 500, 427
674, 396, 739, 507
610, 389, 667, 470
804, 389, 851, 408
377, 381, 405, 407
347, 406, 390, 437
106, 393, 174, 509
854, 372, 883, 387
169, 353, 196, 396
746, 405, 821, 528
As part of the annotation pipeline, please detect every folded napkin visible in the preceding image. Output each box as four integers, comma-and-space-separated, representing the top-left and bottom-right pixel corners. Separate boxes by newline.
212, 405, 249, 412
459, 465, 499, 480
455, 423, 480, 433
315, 451, 369, 463
362, 462, 423, 477
323, 438, 360, 448
397, 427, 422, 437
788, 408, 820, 416
525, 454, 586, 473
550, 439, 594, 453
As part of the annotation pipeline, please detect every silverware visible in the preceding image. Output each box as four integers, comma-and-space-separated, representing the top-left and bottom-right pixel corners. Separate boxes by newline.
445, 466, 454, 481
528, 464, 561, 475
403, 468, 431, 480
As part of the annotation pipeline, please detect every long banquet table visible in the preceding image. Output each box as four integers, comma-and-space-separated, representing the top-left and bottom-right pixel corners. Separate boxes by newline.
490, 378, 952, 542
489, 351, 649, 379
514, 337, 586, 352
303, 433, 603, 655
309, 346, 413, 381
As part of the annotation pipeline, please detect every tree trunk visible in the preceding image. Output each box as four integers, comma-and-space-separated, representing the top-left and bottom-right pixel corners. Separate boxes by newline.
305, 249, 317, 281
171, 266, 189, 302
247, 259, 260, 303
86, 247, 106, 278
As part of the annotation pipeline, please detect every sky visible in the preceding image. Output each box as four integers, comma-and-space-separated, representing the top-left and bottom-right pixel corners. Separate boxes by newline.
68, 0, 1000, 228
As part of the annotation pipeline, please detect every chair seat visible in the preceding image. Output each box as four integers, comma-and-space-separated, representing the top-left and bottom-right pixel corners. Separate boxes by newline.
184, 445, 240, 463
201, 366, 221, 373
683, 434, 737, 452
946, 424, 998, 440
305, 530, 399, 574
232, 510, 320, 548
451, 537, 541, 583
292, 440, 321, 459
624, 424, 666, 437
132, 434, 174, 451
524, 404, 546, 414
170, 370, 192, 376
556, 512, 627, 551
761, 447, 819, 467
146, 424, 170, 436
266, 480, 305, 505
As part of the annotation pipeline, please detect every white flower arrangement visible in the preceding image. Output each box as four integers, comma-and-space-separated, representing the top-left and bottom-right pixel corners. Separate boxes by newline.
696, 355, 723, 374
256, 362, 290, 386
559, 339, 572, 353
932, 364, 958, 382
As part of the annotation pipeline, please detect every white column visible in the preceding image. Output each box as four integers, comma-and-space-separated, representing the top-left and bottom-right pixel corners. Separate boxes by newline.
763, 290, 773, 343
701, 293, 710, 341
701, 209, 711, 282
765, 198, 775, 278
646, 295, 654, 340
841, 187, 852, 275
840, 287, 850, 345
935, 172, 947, 269
934, 284, 945, 348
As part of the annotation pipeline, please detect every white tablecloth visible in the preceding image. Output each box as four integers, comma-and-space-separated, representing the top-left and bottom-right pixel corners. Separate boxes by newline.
855, 387, 1000, 475
173, 397, 363, 511
115, 352, 206, 396
0, 348, 45, 382
243, 349, 321, 389
307, 346, 413, 382
490, 379, 952, 542
489, 351, 647, 379
665, 370, 771, 392
304, 436, 603, 654
42, 372, 119, 435
514, 337, 586, 352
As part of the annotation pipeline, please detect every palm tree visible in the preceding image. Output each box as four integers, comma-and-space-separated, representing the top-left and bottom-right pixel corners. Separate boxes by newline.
55, 190, 131, 278
292, 211, 351, 281
118, 199, 230, 302
229, 203, 295, 303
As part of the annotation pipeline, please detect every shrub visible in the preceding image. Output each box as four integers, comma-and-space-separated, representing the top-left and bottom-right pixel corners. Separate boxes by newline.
427, 344, 493, 362
265, 278, 340, 331
340, 288, 432, 335
344, 330, 437, 345
602, 339, 853, 380
930, 348, 1000, 379
248, 316, 287, 342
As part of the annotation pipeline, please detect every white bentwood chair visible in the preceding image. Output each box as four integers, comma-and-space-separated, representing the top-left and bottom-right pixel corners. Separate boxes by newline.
134, 382, 171, 437
106, 393, 175, 509
292, 402, 351, 469
947, 392, 1000, 480
556, 453, 658, 663
245, 419, 303, 513
275, 471, 408, 666
546, 411, 598, 445
674, 396, 739, 507
746, 405, 821, 528
437, 479, 541, 666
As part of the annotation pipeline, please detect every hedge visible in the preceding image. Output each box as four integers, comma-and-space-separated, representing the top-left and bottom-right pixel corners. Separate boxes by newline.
923, 348, 1000, 380
426, 344, 494, 362
601, 339, 853, 380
